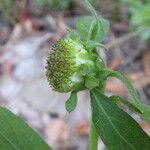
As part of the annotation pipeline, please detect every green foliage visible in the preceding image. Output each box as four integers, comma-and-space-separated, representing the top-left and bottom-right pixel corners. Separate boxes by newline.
0, 1, 150, 150
122, 0, 150, 40
98, 70, 142, 109
0, 107, 51, 150
140, 104, 150, 125
66, 1, 150, 149
35, 0, 71, 11
0, 0, 16, 26
131, 4, 150, 40
131, 4, 150, 28
110, 96, 150, 125
76, 0, 109, 42
62, 1, 150, 149
90, 89, 150, 150
0, 0, 71, 27
84, 40, 108, 51
85, 75, 99, 89
76, 16, 109, 42
65, 91, 78, 113
98, 70, 150, 125
109, 95, 142, 113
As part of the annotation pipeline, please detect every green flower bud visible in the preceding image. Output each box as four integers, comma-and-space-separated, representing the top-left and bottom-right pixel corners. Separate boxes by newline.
46, 39, 96, 92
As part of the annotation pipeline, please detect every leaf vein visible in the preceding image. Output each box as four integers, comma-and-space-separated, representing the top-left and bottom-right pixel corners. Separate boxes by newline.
93, 90, 137, 150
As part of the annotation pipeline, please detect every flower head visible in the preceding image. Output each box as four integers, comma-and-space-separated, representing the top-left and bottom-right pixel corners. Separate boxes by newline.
46, 39, 96, 92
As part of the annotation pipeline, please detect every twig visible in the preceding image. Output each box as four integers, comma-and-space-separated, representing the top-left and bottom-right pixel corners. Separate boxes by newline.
106, 29, 143, 49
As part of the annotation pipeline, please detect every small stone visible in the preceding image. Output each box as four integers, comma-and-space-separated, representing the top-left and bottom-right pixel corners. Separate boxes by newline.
13, 58, 44, 81
22, 77, 68, 114
42, 113, 51, 125
0, 76, 23, 101
7, 97, 43, 129
12, 40, 36, 59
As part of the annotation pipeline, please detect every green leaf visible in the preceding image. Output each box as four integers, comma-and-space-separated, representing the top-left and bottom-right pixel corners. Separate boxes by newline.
140, 104, 150, 125
99, 70, 150, 124
76, 16, 94, 41
99, 70, 143, 111
80, 64, 93, 75
84, 40, 108, 51
131, 4, 150, 28
90, 89, 150, 150
109, 95, 142, 113
89, 20, 101, 42
110, 96, 150, 124
84, 0, 109, 42
76, 16, 109, 42
95, 56, 106, 71
65, 91, 78, 113
68, 30, 80, 41
0, 107, 51, 150
85, 75, 99, 89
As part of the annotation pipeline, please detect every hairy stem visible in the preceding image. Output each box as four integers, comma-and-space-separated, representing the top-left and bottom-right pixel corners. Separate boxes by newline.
89, 83, 105, 150
89, 122, 98, 150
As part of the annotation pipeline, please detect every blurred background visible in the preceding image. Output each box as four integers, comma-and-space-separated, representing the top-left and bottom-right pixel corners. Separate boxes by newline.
0, 0, 150, 149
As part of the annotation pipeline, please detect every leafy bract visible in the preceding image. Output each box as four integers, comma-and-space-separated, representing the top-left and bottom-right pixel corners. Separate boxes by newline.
90, 89, 150, 150
99, 70, 142, 110
65, 91, 78, 113
76, 16, 109, 42
85, 75, 99, 89
140, 104, 150, 125
84, 40, 108, 51
109, 95, 142, 113
109, 96, 150, 124
0, 107, 51, 150
98, 70, 150, 123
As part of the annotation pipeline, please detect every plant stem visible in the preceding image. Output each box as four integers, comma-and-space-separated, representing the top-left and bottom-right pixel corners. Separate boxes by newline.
89, 121, 98, 150
89, 83, 105, 150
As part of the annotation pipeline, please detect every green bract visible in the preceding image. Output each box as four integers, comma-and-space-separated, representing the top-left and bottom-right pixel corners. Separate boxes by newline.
46, 39, 96, 92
